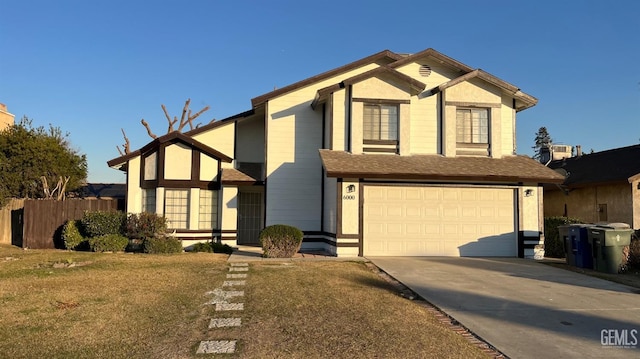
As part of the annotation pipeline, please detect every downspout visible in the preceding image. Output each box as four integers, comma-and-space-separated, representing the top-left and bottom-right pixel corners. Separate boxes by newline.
347, 85, 352, 153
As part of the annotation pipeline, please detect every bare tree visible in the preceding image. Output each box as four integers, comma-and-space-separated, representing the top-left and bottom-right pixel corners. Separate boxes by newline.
118, 99, 213, 155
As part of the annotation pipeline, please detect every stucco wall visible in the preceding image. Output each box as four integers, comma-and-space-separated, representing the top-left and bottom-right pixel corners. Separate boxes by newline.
544, 183, 634, 226
126, 157, 142, 213
193, 121, 235, 168
164, 143, 192, 180
236, 115, 265, 163
266, 63, 381, 230
0, 104, 15, 131
632, 179, 640, 229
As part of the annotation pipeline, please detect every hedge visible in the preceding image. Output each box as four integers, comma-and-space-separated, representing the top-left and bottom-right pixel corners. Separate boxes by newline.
544, 216, 582, 258
259, 224, 303, 258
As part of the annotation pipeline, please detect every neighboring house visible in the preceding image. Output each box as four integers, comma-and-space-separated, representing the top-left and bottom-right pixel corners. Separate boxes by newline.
544, 145, 640, 229
76, 183, 127, 210
0, 103, 15, 131
107, 48, 563, 257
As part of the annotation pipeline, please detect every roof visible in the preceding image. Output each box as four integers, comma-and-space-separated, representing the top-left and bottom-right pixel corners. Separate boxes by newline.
107, 131, 232, 168
77, 183, 126, 199
319, 150, 565, 183
221, 168, 260, 185
252, 47, 536, 113
431, 69, 537, 112
311, 66, 426, 110
548, 144, 640, 187
251, 50, 403, 107
387, 48, 475, 73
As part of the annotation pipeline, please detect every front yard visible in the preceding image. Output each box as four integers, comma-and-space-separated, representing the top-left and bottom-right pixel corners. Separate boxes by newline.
0, 244, 488, 358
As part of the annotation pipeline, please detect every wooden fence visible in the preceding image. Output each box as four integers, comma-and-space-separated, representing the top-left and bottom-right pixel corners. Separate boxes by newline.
0, 199, 117, 249
0, 199, 25, 245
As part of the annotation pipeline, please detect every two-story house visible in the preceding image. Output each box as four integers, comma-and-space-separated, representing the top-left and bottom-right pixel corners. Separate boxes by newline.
107, 48, 564, 258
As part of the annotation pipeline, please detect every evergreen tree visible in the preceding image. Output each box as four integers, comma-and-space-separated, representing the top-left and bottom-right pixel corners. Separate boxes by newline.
532, 127, 552, 159
0, 117, 87, 205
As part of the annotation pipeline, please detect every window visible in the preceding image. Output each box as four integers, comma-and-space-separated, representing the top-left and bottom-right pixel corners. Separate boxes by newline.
164, 189, 189, 229
142, 189, 156, 213
456, 108, 489, 144
364, 104, 398, 141
199, 190, 218, 230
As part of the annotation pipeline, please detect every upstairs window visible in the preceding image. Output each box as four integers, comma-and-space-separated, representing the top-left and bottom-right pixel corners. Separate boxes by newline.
456, 108, 489, 144
364, 104, 398, 141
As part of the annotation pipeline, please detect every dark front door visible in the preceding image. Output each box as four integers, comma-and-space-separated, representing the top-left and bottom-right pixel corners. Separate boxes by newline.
237, 191, 263, 245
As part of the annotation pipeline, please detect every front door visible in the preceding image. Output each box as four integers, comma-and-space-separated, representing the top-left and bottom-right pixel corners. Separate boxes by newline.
237, 191, 263, 245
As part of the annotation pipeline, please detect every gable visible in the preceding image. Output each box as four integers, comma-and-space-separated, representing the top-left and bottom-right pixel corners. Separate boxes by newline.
352, 75, 414, 100
446, 77, 502, 104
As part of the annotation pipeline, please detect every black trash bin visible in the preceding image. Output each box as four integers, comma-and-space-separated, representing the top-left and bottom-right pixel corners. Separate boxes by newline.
587, 223, 634, 274
558, 225, 575, 266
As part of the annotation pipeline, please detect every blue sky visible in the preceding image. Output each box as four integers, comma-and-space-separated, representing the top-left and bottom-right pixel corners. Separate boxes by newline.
1, 0, 639, 183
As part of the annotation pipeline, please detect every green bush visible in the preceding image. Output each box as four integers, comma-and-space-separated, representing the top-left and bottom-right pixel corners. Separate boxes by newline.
81, 211, 126, 237
191, 241, 234, 254
212, 242, 233, 254
62, 220, 87, 250
143, 236, 183, 254
191, 242, 213, 253
544, 216, 582, 258
89, 234, 129, 252
259, 224, 303, 258
125, 212, 168, 239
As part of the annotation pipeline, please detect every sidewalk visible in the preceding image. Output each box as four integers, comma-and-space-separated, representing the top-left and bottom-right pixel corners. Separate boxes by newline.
227, 245, 367, 262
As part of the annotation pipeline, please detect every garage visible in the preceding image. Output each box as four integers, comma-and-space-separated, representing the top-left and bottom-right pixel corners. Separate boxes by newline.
363, 185, 517, 256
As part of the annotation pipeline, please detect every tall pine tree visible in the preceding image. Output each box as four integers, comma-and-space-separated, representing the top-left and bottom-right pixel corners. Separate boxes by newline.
532, 127, 552, 160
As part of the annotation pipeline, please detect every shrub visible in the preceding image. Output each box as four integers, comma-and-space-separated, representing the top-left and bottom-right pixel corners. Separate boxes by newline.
143, 236, 183, 254
191, 241, 234, 254
81, 211, 126, 237
191, 242, 213, 253
628, 231, 640, 270
259, 224, 303, 258
212, 242, 233, 254
125, 212, 168, 240
544, 216, 582, 258
89, 234, 129, 252
62, 220, 87, 250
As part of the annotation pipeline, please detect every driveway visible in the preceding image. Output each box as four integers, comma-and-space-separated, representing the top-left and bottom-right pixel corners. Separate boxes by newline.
368, 257, 640, 359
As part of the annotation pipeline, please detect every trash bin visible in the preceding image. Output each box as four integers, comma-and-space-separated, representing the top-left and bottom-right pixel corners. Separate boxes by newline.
587, 223, 634, 274
569, 224, 595, 269
558, 224, 575, 266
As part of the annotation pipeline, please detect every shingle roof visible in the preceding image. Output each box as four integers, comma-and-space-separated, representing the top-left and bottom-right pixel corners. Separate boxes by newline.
77, 183, 126, 199
107, 131, 232, 168
221, 168, 259, 184
548, 144, 640, 187
319, 150, 565, 183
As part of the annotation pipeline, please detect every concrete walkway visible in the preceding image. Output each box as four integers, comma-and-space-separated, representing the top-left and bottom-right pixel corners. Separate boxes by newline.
228, 245, 367, 263
369, 257, 640, 359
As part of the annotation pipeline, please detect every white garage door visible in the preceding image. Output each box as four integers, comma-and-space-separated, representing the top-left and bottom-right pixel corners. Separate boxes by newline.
363, 186, 516, 257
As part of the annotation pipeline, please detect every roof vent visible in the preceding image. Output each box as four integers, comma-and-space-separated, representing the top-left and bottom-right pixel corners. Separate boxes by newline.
419, 65, 432, 77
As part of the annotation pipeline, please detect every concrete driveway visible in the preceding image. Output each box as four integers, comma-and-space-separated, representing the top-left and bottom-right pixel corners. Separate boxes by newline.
369, 257, 640, 359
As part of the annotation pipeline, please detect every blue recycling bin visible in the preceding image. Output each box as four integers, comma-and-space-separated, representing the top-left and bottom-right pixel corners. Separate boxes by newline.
568, 224, 595, 269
